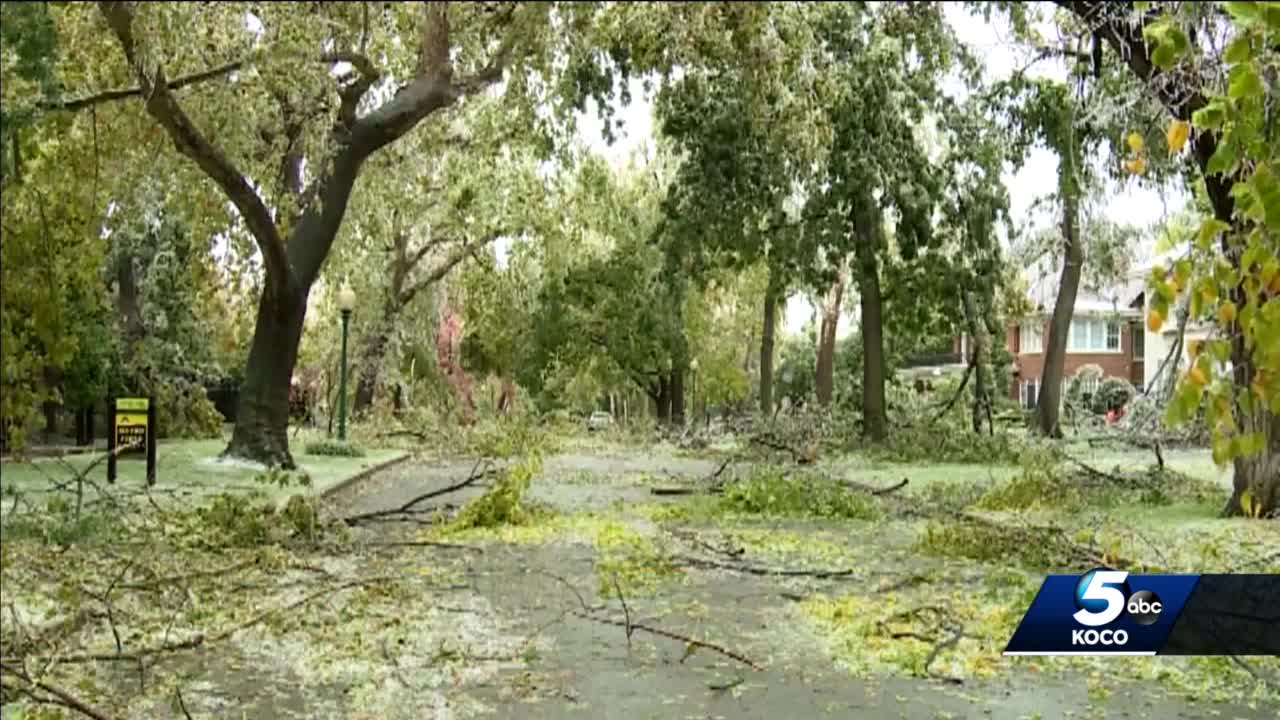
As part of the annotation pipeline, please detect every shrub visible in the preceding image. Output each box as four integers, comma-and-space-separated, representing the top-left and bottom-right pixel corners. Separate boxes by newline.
720, 466, 879, 520
303, 439, 366, 457
1091, 377, 1136, 415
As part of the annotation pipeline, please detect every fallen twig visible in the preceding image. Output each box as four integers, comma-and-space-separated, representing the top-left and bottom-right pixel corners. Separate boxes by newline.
570, 610, 765, 671
675, 554, 859, 579
341, 460, 496, 524
844, 478, 909, 496
0, 662, 115, 720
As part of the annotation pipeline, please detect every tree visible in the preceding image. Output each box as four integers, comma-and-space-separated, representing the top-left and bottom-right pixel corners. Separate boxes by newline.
89, 1, 541, 467
1053, 1, 1280, 516
801, 3, 966, 442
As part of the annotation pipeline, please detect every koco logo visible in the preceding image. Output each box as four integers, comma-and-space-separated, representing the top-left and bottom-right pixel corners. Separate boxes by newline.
1071, 569, 1163, 646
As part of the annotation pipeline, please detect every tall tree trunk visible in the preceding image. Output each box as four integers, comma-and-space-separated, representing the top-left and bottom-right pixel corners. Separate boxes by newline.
852, 199, 888, 442
815, 266, 848, 406
116, 251, 144, 342
670, 367, 686, 425
1035, 193, 1082, 438
224, 280, 308, 468
962, 290, 993, 435
760, 270, 780, 415
654, 376, 672, 424
352, 330, 390, 416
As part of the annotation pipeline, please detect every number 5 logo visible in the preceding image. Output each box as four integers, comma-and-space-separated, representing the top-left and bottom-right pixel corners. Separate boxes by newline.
1073, 570, 1129, 627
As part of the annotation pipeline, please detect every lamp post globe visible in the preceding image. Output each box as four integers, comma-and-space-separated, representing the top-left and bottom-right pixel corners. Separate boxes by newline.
337, 283, 357, 442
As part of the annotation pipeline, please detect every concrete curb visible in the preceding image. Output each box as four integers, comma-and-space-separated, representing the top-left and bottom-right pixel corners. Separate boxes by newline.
318, 452, 412, 501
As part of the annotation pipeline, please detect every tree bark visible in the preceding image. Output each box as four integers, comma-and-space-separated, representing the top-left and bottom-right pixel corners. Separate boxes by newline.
224, 280, 309, 467
962, 290, 993, 435
670, 367, 686, 425
115, 251, 144, 341
654, 375, 672, 424
852, 198, 888, 442
815, 266, 848, 406
759, 270, 780, 415
352, 329, 391, 416
1035, 193, 1082, 438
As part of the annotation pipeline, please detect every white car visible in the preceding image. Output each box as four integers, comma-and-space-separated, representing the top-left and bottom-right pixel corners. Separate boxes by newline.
586, 411, 615, 432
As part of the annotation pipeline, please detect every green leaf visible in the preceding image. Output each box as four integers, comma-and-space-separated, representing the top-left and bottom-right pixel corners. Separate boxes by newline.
1228, 62, 1264, 99
1209, 138, 1239, 176
1224, 35, 1253, 64
1197, 218, 1230, 250
1249, 163, 1280, 231
1192, 100, 1228, 130
1223, 1, 1261, 23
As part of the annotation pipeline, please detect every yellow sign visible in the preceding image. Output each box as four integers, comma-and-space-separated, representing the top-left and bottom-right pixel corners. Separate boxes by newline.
114, 398, 150, 453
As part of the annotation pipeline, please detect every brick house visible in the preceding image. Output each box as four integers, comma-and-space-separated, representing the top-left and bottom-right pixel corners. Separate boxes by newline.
1005, 276, 1147, 409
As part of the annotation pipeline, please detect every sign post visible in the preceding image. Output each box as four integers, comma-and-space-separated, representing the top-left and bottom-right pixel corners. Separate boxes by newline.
107, 396, 156, 485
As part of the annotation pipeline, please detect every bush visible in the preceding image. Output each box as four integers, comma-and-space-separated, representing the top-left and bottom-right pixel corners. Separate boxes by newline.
1064, 364, 1105, 412
1092, 377, 1136, 415
720, 466, 879, 519
304, 439, 366, 457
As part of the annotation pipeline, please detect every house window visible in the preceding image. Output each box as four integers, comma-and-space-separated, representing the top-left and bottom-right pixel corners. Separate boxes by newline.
1068, 317, 1121, 352
1019, 323, 1043, 353
1020, 379, 1039, 409
1132, 324, 1144, 360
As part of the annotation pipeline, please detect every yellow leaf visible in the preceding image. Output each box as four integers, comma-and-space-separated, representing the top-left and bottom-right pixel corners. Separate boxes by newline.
1166, 120, 1190, 153
1127, 132, 1145, 152
1240, 490, 1253, 516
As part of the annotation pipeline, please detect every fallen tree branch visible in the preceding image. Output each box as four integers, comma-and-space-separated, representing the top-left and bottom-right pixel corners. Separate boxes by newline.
675, 554, 859, 580
844, 478, 909, 496
570, 609, 765, 672
33, 577, 393, 666
341, 459, 496, 524
0, 662, 115, 720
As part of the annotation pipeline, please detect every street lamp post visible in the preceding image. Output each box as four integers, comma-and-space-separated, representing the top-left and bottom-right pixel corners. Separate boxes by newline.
336, 282, 357, 442
689, 359, 699, 426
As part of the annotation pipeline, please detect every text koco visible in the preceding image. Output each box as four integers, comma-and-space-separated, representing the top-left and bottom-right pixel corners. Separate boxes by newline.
1071, 628, 1129, 646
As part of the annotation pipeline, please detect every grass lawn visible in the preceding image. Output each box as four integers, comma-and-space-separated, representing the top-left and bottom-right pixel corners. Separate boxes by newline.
0, 436, 407, 510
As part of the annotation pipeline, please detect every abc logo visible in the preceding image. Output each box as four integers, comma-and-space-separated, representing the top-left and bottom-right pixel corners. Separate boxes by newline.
1070, 570, 1163, 645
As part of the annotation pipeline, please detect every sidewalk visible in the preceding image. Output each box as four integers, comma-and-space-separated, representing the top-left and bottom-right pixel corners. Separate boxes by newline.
0, 438, 409, 511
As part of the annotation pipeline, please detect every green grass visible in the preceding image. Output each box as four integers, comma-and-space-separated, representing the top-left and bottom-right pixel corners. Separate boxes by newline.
0, 437, 406, 509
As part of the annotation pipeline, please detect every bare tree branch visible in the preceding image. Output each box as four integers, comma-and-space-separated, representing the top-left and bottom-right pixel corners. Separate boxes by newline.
39, 59, 244, 112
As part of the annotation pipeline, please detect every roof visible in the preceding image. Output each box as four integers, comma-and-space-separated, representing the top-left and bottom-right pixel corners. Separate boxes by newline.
1023, 266, 1145, 316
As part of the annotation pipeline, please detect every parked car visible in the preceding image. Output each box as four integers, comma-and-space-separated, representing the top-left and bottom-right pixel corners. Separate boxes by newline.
586, 411, 615, 432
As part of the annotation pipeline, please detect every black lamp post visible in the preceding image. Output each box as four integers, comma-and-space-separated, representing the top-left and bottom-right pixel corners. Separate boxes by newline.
336, 282, 356, 442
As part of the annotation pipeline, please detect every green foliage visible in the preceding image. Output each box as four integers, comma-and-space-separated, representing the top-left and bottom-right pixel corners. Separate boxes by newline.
1093, 377, 1136, 415
976, 447, 1078, 512
1, 496, 115, 546
194, 493, 272, 548
303, 439, 366, 458
593, 521, 680, 597
720, 466, 879, 520
448, 453, 543, 531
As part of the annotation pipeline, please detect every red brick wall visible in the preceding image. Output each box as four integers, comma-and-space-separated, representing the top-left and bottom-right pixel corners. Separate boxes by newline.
1007, 318, 1143, 401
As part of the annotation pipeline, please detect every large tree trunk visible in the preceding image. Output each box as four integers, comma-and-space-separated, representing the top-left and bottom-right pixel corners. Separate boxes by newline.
852, 199, 888, 442
670, 367, 686, 425
352, 330, 390, 416
760, 271, 780, 415
816, 266, 848, 407
224, 280, 308, 468
962, 290, 994, 435
1035, 193, 1082, 438
654, 375, 672, 424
